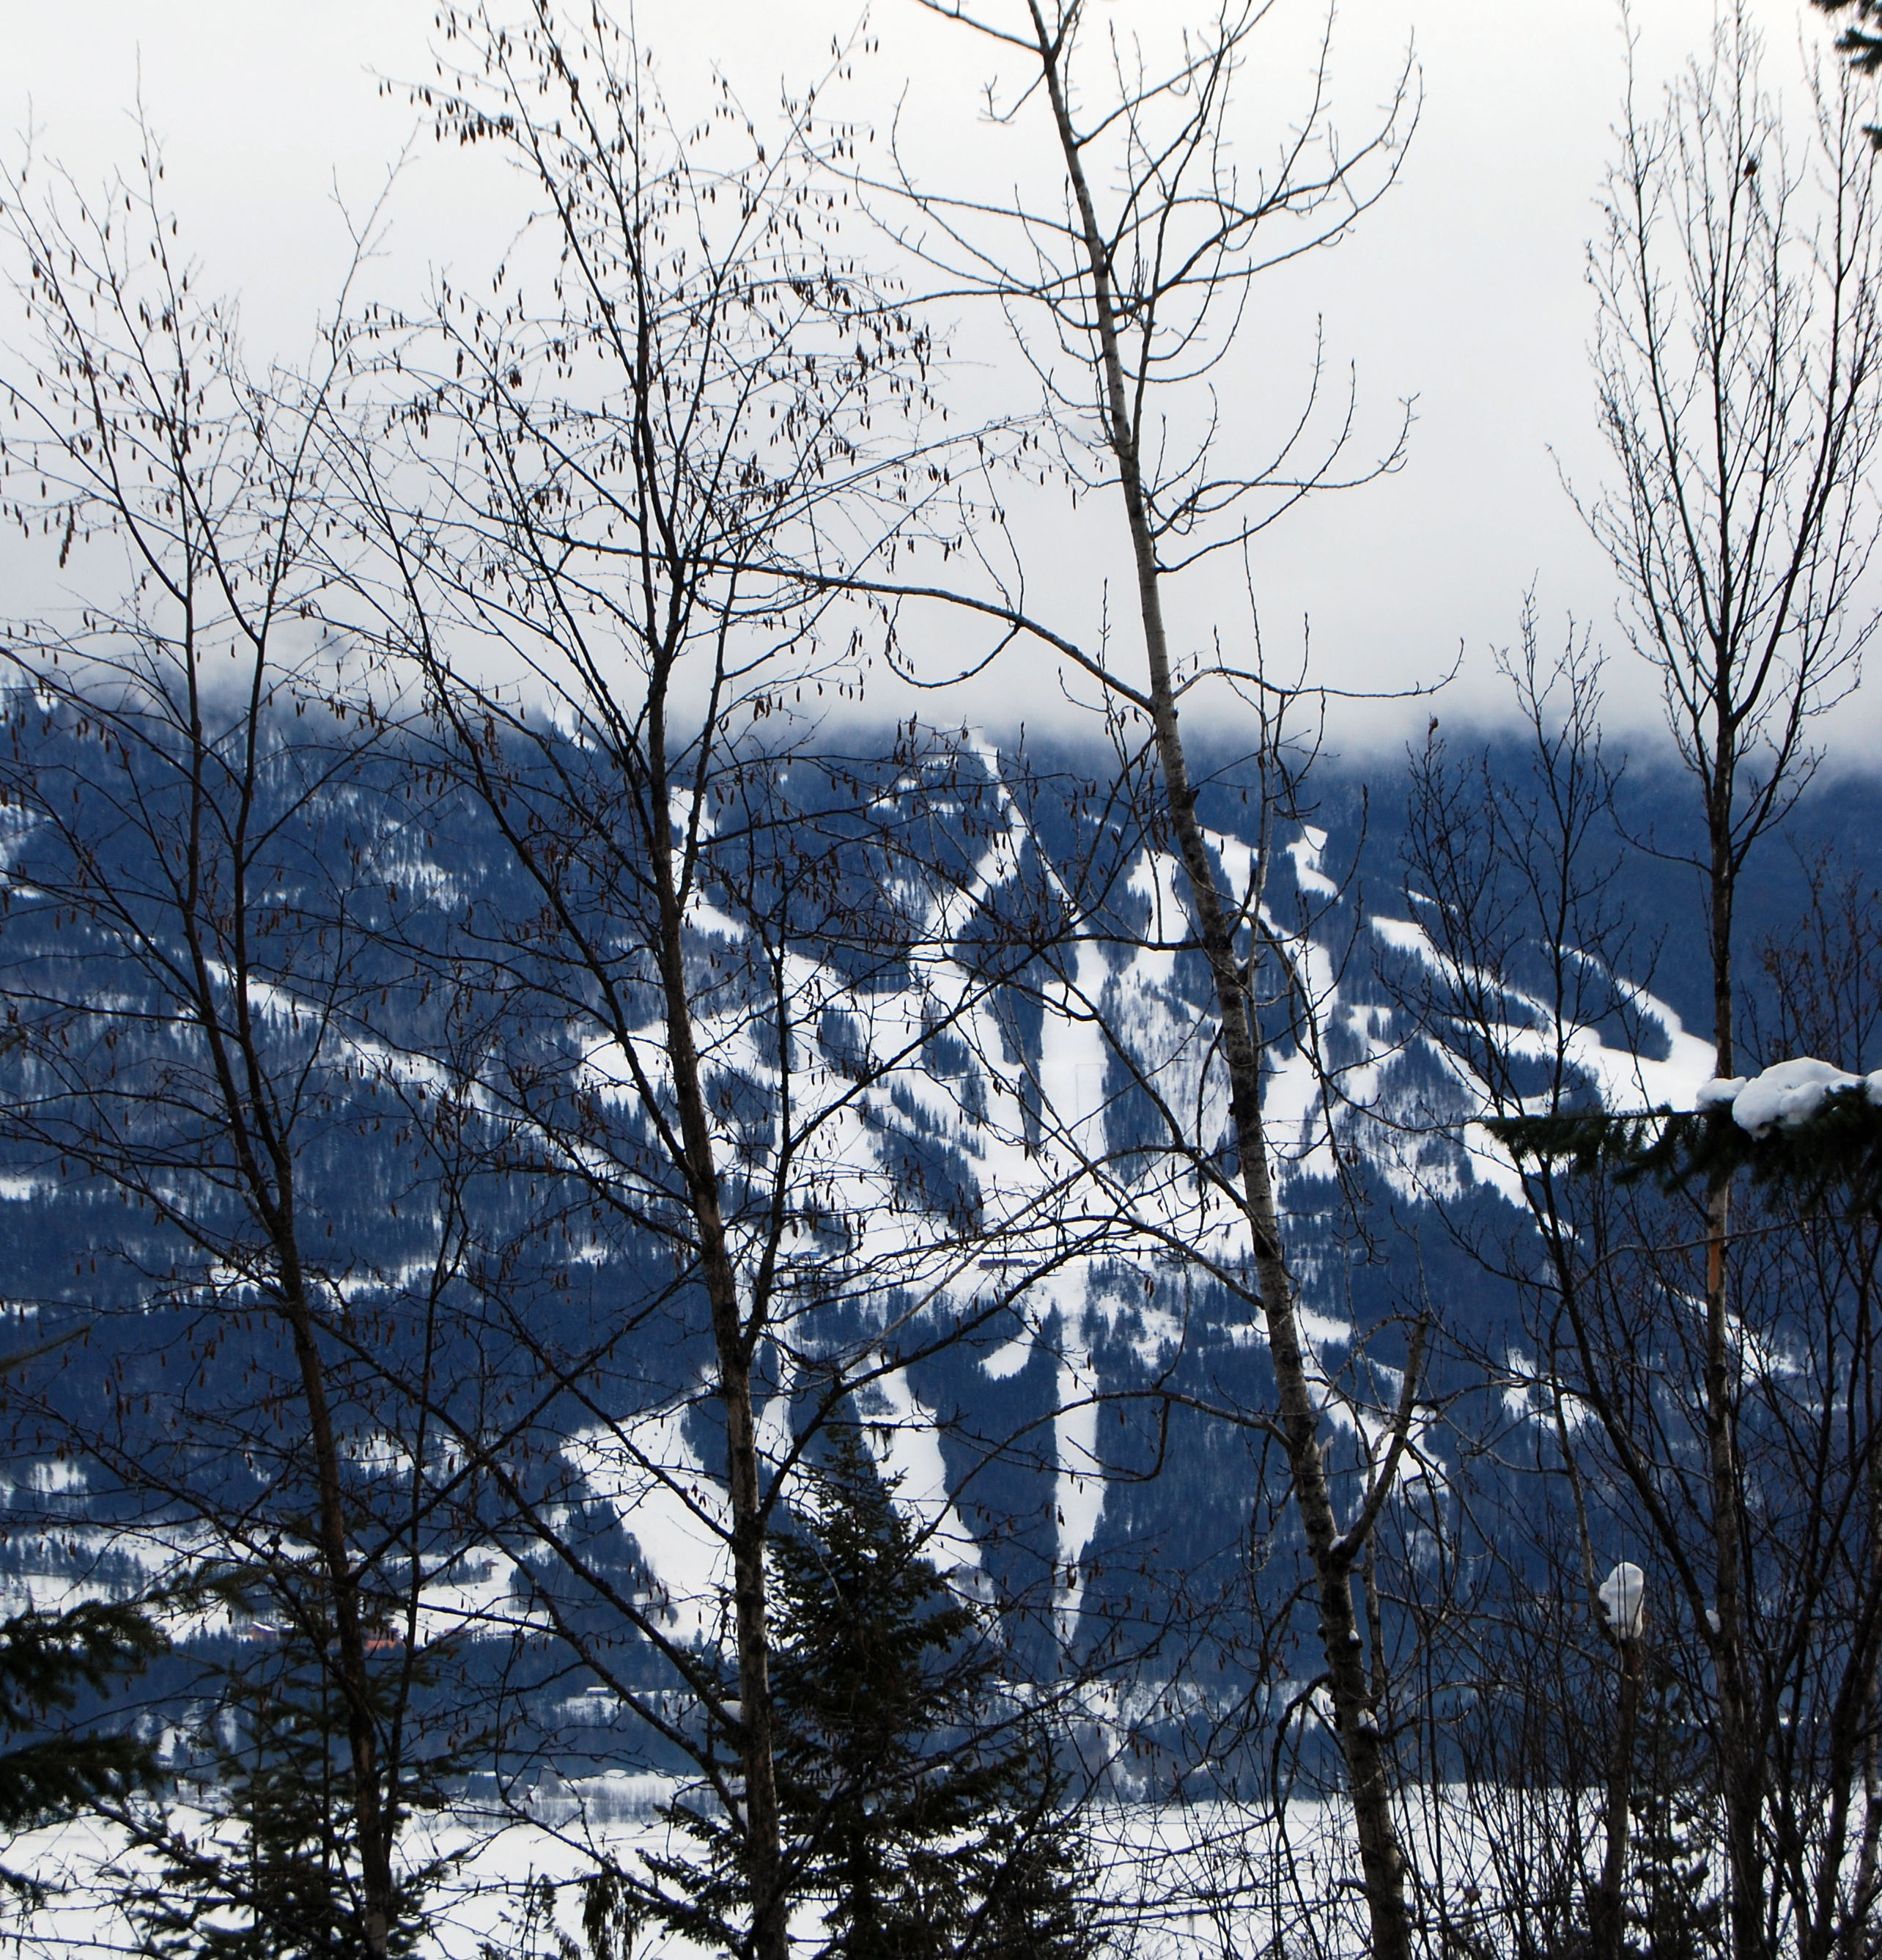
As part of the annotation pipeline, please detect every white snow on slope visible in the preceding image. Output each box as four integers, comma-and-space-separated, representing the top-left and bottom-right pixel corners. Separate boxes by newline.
130, 761, 1505, 1641
561, 1412, 728, 1648
1370, 910, 1721, 1204
536, 769, 1461, 1626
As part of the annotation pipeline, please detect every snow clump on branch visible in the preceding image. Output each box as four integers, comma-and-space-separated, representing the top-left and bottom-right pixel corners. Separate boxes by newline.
1694, 1058, 1882, 1135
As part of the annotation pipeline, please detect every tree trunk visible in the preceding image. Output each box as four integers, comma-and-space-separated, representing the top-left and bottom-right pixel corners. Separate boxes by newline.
189, 797, 399, 1956
646, 689, 788, 1960
1597, 1636, 1644, 1960
1837, 1461, 1882, 1960
276, 1248, 396, 1959
1707, 759, 1763, 1960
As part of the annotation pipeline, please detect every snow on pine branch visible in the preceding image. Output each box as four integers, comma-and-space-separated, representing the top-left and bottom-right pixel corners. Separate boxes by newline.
1487, 1055, 1882, 1217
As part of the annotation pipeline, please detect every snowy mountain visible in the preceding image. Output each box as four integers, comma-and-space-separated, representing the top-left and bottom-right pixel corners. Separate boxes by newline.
1, 702, 1875, 1783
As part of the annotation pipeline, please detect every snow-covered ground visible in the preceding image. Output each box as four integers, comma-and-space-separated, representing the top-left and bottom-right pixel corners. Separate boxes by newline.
1, 1785, 1387, 1959
31, 1775, 1804, 1959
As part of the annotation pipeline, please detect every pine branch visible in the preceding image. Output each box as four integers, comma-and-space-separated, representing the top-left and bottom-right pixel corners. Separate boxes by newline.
1486, 1093, 1882, 1219
1817, 0, 1882, 76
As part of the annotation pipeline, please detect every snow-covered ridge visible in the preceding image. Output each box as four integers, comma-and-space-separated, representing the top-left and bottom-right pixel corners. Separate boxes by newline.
0, 721, 1745, 1682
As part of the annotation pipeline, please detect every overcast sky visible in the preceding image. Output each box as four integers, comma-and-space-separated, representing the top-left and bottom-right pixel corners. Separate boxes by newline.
4, 0, 1877, 760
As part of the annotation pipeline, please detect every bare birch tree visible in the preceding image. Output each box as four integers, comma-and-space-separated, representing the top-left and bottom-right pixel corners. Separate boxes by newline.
841, 5, 1429, 1953
1401, 617, 1882, 1960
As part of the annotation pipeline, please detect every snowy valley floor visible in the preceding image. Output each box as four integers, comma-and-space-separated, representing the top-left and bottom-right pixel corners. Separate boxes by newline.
4, 1783, 1392, 1959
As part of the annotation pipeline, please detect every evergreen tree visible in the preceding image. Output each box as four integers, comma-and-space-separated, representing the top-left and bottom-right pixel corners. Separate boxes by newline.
643, 1429, 1099, 1960
0, 1598, 163, 1844
131, 1581, 438, 1959
1815, 3, 1882, 88
1632, 1679, 1723, 1960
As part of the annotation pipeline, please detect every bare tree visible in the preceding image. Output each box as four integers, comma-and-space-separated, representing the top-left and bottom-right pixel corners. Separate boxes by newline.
1396, 625, 1692, 1960
826, 6, 1436, 1955
338, 9, 1146, 1953
0, 130, 468, 1957
1401, 614, 1882, 1960
1575, 11, 1882, 1950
